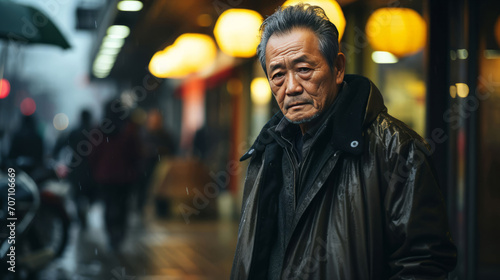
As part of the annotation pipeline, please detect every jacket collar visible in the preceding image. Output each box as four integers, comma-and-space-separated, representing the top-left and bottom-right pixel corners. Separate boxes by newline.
240, 74, 386, 161
240, 110, 284, 161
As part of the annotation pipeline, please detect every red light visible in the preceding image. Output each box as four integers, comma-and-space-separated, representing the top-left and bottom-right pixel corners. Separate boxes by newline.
20, 98, 36, 116
0, 79, 10, 99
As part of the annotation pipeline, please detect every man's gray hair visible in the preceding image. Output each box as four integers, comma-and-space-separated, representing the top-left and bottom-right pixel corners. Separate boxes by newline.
257, 3, 340, 76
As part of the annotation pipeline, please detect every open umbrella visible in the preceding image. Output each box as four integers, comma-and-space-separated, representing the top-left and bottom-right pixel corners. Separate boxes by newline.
0, 1, 71, 49
0, 1, 71, 83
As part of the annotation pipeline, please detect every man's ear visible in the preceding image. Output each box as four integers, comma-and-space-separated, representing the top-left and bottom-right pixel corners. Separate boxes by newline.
335, 53, 346, 85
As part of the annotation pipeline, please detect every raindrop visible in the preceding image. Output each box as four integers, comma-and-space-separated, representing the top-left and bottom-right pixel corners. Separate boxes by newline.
95, 248, 98, 255
186, 187, 189, 195
158, 154, 161, 161
106, 137, 109, 142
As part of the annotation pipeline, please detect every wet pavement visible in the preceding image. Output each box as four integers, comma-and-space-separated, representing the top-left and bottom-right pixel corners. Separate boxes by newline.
36, 202, 238, 280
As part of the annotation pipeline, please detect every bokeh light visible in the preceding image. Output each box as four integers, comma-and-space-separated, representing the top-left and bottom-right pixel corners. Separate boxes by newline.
251, 77, 272, 105
371, 51, 398, 64
107, 25, 130, 39
0, 79, 10, 99
283, 0, 346, 41
450, 85, 457, 98
366, 8, 426, 57
53, 113, 69, 130
117, 0, 143, 12
20, 97, 36, 116
214, 9, 263, 58
456, 83, 469, 98
149, 34, 217, 78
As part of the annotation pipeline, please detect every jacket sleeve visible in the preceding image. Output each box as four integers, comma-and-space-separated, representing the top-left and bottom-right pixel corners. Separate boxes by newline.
383, 139, 457, 279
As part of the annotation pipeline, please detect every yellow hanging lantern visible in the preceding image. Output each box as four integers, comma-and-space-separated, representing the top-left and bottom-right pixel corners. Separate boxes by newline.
283, 0, 346, 41
149, 33, 217, 79
365, 8, 426, 57
214, 9, 263, 58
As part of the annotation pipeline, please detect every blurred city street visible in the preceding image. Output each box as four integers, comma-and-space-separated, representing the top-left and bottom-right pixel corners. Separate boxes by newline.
37, 202, 238, 280
1, 0, 500, 278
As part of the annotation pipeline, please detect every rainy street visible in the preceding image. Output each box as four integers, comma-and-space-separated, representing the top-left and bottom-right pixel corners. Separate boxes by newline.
37, 198, 238, 280
1, 0, 500, 279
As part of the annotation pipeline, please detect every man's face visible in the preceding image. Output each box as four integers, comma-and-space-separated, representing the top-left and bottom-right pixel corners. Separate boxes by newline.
265, 28, 344, 126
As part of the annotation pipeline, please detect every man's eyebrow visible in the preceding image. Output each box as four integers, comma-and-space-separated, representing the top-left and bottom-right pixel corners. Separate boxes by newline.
292, 55, 314, 65
269, 62, 284, 73
268, 55, 314, 73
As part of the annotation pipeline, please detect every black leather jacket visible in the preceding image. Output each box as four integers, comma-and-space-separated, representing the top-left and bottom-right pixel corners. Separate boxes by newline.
231, 75, 457, 279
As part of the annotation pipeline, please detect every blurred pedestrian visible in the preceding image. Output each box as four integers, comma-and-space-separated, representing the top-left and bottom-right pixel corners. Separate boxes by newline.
138, 109, 175, 216
53, 109, 97, 228
89, 100, 140, 250
8, 115, 44, 174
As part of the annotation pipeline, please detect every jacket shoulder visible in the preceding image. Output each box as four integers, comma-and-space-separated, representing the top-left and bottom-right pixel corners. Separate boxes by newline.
367, 112, 431, 156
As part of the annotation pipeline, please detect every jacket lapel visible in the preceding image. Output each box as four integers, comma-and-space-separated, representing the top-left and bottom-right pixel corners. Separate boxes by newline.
285, 147, 342, 250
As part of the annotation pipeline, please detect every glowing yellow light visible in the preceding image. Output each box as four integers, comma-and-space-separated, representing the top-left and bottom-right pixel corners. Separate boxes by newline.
107, 25, 130, 38
366, 8, 426, 57
149, 33, 217, 79
450, 85, 457, 98
149, 46, 186, 79
175, 34, 217, 73
456, 83, 469, 98
214, 9, 263, 58
371, 51, 398, 64
406, 80, 426, 99
117, 0, 143, 12
283, 0, 346, 41
53, 113, 69, 131
251, 77, 272, 105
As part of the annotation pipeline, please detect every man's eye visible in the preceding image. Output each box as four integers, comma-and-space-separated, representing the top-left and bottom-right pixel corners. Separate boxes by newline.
298, 67, 311, 73
272, 73, 284, 79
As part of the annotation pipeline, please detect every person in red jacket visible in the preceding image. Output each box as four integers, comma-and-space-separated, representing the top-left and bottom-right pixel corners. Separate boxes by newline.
90, 99, 140, 250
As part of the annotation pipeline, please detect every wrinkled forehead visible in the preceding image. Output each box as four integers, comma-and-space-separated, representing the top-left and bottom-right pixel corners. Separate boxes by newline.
265, 28, 320, 66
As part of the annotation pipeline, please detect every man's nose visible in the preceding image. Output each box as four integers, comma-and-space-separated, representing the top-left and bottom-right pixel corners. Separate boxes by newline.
285, 73, 302, 95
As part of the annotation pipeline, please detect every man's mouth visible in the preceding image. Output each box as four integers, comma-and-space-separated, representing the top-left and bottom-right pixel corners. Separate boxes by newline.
286, 102, 310, 109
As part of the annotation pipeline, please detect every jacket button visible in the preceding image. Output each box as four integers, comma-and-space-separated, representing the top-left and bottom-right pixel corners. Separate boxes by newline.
350, 141, 359, 148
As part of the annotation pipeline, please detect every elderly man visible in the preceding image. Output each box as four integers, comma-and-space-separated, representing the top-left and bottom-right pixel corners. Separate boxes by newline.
231, 4, 457, 280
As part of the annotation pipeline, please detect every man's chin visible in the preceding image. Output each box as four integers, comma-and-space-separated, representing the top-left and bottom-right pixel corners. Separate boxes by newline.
285, 113, 321, 125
